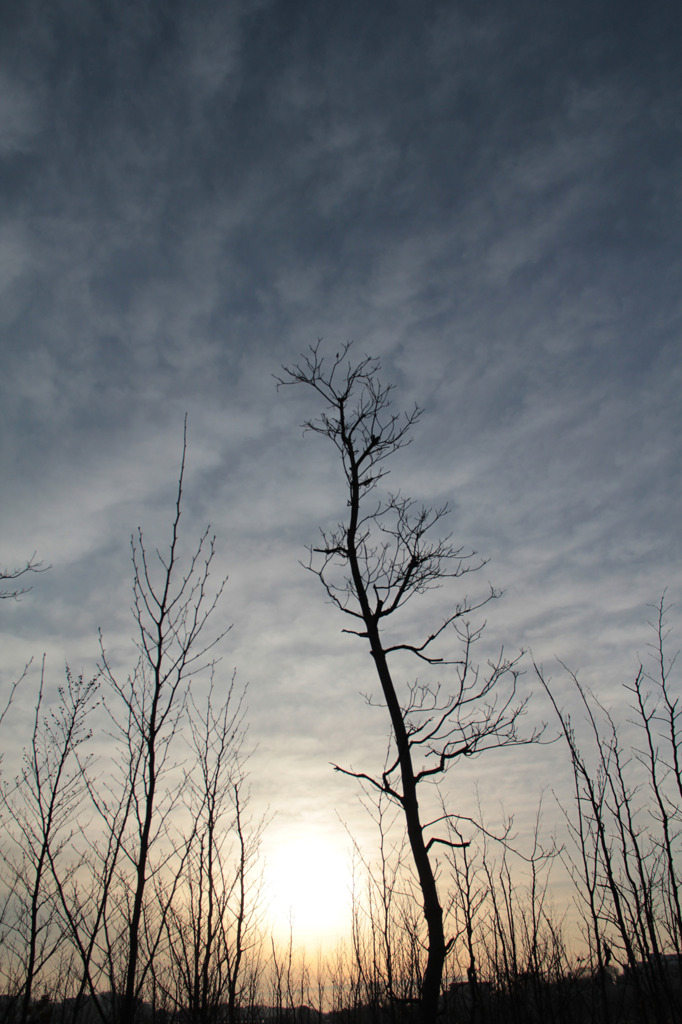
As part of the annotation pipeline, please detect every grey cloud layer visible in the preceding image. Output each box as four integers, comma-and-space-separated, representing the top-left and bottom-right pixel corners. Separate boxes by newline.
1, 0, 680, 847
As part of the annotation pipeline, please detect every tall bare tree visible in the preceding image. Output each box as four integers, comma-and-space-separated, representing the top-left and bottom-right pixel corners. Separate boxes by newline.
278, 343, 539, 1023
94, 424, 230, 1023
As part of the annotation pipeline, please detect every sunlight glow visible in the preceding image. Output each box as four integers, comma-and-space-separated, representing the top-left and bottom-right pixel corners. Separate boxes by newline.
266, 834, 352, 948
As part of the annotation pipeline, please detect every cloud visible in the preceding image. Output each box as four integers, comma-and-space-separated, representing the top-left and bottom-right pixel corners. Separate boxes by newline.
1, 0, 680, 946
0, 70, 44, 156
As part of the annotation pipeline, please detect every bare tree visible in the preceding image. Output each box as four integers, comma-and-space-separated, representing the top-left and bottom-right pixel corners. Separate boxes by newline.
536, 665, 637, 1023
0, 663, 98, 1024
346, 790, 412, 1019
628, 595, 682, 956
278, 343, 540, 1023
1, 554, 49, 730
445, 819, 489, 1020
90, 423, 230, 1023
0, 431, 258, 1023
162, 675, 266, 1024
535, 601, 682, 1024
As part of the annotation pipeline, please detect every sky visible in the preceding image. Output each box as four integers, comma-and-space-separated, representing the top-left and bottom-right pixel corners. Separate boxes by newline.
1, 0, 681, 951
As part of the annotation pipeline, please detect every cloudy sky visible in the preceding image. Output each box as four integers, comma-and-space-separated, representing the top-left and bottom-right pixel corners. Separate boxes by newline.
1, 0, 681, 948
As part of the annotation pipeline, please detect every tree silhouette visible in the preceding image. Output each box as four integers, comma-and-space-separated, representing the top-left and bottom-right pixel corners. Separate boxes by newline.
278, 343, 540, 1023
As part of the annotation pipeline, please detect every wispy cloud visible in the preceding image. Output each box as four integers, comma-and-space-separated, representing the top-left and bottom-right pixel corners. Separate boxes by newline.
1, 0, 680, 915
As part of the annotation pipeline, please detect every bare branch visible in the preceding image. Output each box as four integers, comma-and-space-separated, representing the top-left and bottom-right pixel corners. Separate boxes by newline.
0, 554, 50, 601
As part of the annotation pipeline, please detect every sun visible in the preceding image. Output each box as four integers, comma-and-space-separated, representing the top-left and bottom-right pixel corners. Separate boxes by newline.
265, 833, 352, 948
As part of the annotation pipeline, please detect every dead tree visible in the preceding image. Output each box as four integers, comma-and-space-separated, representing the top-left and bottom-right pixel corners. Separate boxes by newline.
278, 343, 540, 1023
